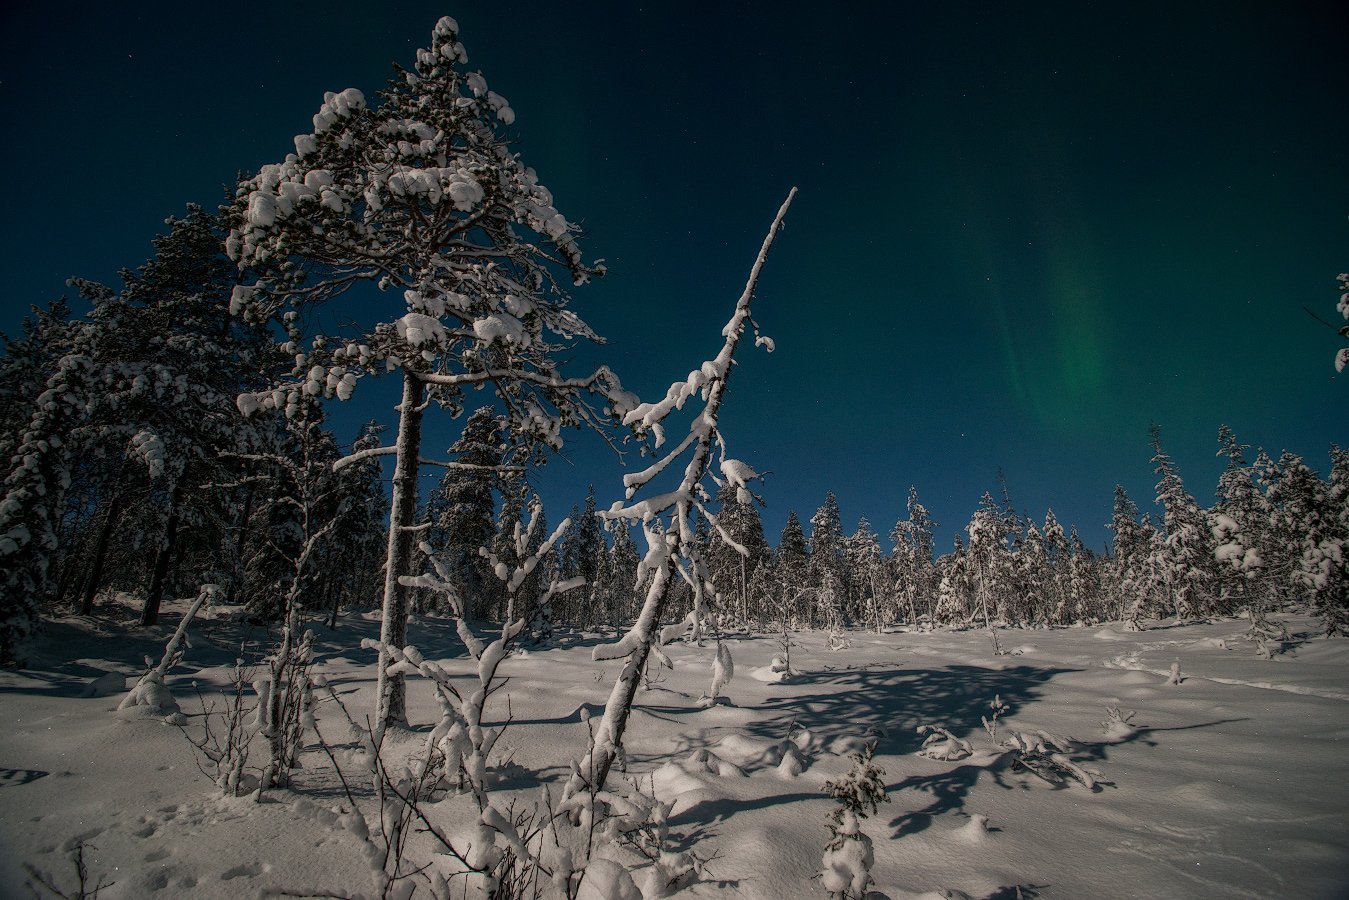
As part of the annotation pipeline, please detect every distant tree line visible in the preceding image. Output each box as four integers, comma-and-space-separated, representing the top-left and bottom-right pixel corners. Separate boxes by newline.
399, 420, 1349, 640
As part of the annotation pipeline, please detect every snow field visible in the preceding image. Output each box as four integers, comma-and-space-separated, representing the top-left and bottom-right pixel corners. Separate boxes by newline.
2, 605, 1347, 898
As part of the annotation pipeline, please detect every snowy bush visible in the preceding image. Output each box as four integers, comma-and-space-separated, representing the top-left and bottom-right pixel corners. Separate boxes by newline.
180, 655, 258, 797
820, 741, 888, 899
999, 730, 1106, 790
916, 724, 973, 762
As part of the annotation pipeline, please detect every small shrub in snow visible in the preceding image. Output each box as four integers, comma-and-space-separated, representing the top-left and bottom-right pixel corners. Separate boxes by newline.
981, 694, 1009, 743
916, 724, 973, 761
1100, 706, 1137, 741
180, 654, 257, 797
921, 696, 1109, 792
1167, 661, 1183, 685
820, 742, 888, 899
255, 620, 316, 794
827, 629, 852, 652
1242, 608, 1290, 659
1000, 730, 1106, 790
23, 839, 112, 900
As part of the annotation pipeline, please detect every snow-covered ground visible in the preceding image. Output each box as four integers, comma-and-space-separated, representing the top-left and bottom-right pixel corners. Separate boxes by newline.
3, 602, 1348, 899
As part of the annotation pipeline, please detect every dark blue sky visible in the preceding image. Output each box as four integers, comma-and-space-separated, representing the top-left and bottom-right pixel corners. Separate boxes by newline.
2, 1, 1346, 551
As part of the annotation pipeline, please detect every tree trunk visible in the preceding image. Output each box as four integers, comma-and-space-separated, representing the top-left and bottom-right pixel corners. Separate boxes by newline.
375, 371, 425, 734
565, 554, 675, 801
224, 485, 256, 605
141, 485, 184, 627
80, 492, 124, 615
326, 574, 341, 630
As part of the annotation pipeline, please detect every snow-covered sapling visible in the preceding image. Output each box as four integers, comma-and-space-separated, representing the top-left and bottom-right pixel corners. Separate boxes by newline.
1242, 607, 1290, 659
697, 640, 735, 707
396, 506, 583, 802
1167, 661, 1183, 685
117, 583, 216, 719
820, 742, 889, 899
982, 694, 1009, 743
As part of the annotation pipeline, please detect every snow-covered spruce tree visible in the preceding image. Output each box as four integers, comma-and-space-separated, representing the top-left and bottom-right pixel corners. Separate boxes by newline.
560, 189, 795, 805
1267, 452, 1347, 635
775, 511, 811, 627
1316, 445, 1349, 635
319, 420, 389, 627
819, 741, 888, 899
1043, 510, 1074, 625
0, 300, 76, 467
933, 534, 975, 626
603, 519, 643, 627
556, 485, 606, 627
1148, 425, 1216, 621
424, 408, 505, 620
706, 481, 770, 627
844, 517, 886, 632
809, 492, 849, 629
223, 17, 631, 731
890, 486, 937, 627
1107, 486, 1154, 627
1065, 527, 1100, 623
1210, 425, 1271, 615
1015, 518, 1050, 626
966, 492, 1012, 648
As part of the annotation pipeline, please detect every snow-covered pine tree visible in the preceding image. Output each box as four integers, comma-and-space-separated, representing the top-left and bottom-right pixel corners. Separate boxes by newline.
809, 493, 848, 630
889, 486, 937, 627
424, 408, 505, 621
1149, 425, 1216, 622
1210, 425, 1271, 614
1267, 453, 1347, 635
222, 17, 633, 730
844, 517, 886, 632
775, 511, 811, 627
0, 207, 273, 659
934, 534, 975, 626
706, 481, 770, 627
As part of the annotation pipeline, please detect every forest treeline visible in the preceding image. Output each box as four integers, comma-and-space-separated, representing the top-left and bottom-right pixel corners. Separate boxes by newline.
2, 233, 1345, 662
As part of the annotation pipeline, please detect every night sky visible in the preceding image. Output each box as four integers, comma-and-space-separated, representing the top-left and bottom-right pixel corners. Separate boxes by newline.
2, 1, 1346, 552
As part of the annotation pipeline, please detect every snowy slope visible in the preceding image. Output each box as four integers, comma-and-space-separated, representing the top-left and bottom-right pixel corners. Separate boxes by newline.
2, 602, 1347, 898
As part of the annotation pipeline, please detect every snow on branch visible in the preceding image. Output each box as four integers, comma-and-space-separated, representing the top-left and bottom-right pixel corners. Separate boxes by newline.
332, 444, 396, 471
564, 188, 796, 804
